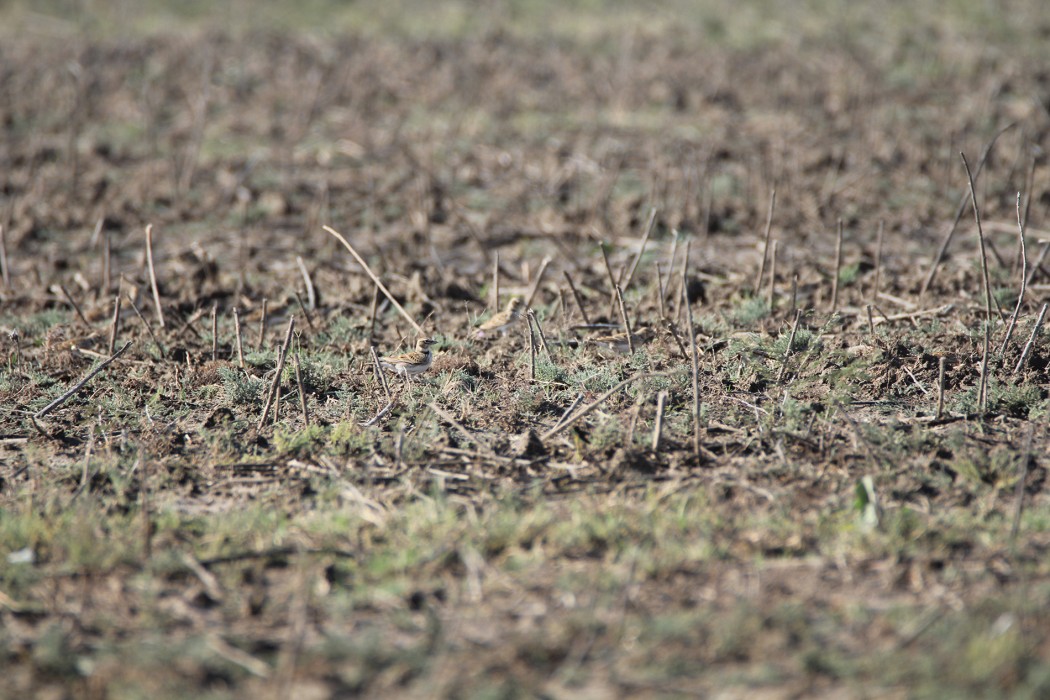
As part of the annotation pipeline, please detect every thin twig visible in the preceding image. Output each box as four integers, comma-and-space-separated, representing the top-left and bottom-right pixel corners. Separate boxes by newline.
615, 285, 635, 354
145, 224, 165, 329
107, 292, 121, 355
370, 345, 391, 400
621, 206, 657, 293
232, 307, 245, 369
1013, 302, 1048, 375
257, 298, 268, 349
999, 193, 1028, 356
652, 390, 668, 452
683, 241, 701, 459
563, 271, 590, 324
872, 304, 955, 326
368, 285, 379, 347
921, 123, 1014, 297
360, 398, 395, 428
323, 225, 423, 334
126, 291, 164, 358
35, 341, 132, 419
526, 311, 536, 380
936, 356, 946, 420
296, 255, 316, 310
600, 240, 619, 317
294, 352, 310, 427
767, 240, 778, 311
258, 316, 295, 430
961, 153, 995, 327
294, 291, 315, 333
528, 308, 553, 360
777, 309, 803, 383
58, 284, 90, 328
1025, 240, 1050, 288
754, 188, 776, 292
830, 219, 843, 314
664, 230, 682, 315
210, 302, 218, 361
541, 372, 664, 441
524, 256, 551, 309
552, 393, 585, 433
978, 321, 990, 415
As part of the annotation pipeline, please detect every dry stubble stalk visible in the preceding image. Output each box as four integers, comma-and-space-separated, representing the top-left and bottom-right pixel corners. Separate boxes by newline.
323, 225, 424, 334
258, 316, 295, 430
754, 188, 776, 292
145, 224, 165, 329
998, 193, 1028, 356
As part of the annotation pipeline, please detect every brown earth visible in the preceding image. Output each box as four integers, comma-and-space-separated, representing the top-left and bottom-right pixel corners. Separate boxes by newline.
3, 10, 1050, 699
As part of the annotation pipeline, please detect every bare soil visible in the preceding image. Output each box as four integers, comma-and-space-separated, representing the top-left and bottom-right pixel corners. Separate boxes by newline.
3, 11, 1050, 698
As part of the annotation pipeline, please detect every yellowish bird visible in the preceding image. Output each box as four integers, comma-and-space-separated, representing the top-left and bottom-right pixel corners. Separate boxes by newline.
589, 327, 655, 354
380, 337, 437, 379
476, 298, 524, 337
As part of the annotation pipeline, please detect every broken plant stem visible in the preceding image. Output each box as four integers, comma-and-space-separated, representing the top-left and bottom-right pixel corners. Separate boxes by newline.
777, 309, 803, 384
936, 356, 946, 420
999, 192, 1028, 356
921, 123, 1014, 297
257, 298, 268, 349
294, 352, 309, 427
684, 241, 701, 459
258, 316, 295, 430
961, 152, 994, 329
621, 206, 657, 293
35, 341, 132, 419
369, 345, 391, 400
830, 219, 843, 314
1013, 302, 1048, 375
615, 284, 635, 354
524, 256, 551, 309
541, 372, 665, 441
59, 284, 90, 328
126, 291, 164, 358
563, 271, 591, 324
232, 307, 245, 369
145, 224, 165, 329
652, 390, 668, 452
296, 255, 316, 310
108, 292, 121, 355
323, 225, 424, 334
528, 308, 553, 360
210, 302, 218, 361
754, 188, 776, 292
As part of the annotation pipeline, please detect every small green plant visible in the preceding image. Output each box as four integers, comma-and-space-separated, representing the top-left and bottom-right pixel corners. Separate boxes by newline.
219, 366, 266, 407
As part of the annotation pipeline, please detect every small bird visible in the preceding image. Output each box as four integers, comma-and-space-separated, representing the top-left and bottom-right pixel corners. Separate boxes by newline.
589, 327, 655, 354
476, 298, 523, 337
380, 337, 438, 381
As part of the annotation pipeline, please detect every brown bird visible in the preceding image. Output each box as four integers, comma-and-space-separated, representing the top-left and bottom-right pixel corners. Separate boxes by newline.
476, 298, 524, 337
379, 338, 438, 380
589, 327, 655, 354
